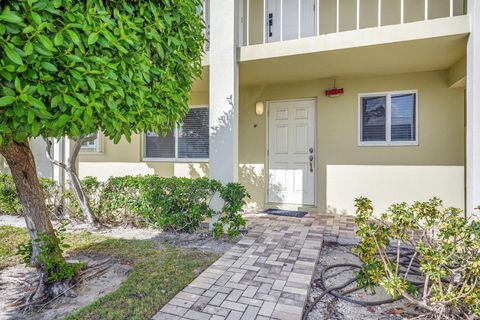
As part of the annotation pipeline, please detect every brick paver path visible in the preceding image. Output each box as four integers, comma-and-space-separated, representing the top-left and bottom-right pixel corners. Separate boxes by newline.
152, 213, 355, 320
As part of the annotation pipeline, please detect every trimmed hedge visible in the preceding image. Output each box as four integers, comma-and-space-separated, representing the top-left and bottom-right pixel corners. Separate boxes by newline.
0, 173, 249, 239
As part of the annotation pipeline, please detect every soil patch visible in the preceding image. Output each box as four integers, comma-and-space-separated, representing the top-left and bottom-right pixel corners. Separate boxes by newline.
306, 241, 417, 320
0, 255, 131, 320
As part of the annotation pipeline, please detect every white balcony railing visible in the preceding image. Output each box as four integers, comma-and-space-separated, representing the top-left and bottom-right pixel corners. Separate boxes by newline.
240, 0, 467, 46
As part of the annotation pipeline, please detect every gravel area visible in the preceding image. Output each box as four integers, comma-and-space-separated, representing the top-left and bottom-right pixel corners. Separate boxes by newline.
306, 241, 417, 320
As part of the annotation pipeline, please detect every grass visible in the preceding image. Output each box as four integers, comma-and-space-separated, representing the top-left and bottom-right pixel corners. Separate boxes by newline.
0, 225, 220, 320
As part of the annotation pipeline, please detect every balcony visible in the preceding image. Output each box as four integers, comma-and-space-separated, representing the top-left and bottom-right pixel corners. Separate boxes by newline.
240, 0, 467, 47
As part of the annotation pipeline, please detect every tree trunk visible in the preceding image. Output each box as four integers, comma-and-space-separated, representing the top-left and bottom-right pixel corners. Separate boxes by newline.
0, 139, 57, 266
44, 137, 99, 227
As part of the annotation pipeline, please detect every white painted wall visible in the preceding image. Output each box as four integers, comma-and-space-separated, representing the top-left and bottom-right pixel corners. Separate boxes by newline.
466, 0, 480, 216
326, 165, 465, 216
209, 0, 239, 183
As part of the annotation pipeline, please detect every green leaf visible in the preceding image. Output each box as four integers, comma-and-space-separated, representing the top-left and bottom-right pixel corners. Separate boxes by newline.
67, 30, 80, 45
86, 77, 96, 90
0, 12, 23, 25
64, 94, 80, 108
0, 96, 16, 107
31, 12, 42, 25
41, 62, 58, 72
54, 32, 64, 46
4, 46, 23, 65
37, 35, 55, 52
26, 96, 46, 109
87, 33, 99, 45
27, 110, 35, 124
24, 41, 33, 55
53, 114, 70, 129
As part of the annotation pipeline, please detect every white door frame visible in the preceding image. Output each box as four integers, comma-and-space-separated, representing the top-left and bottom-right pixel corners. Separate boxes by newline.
265, 98, 318, 208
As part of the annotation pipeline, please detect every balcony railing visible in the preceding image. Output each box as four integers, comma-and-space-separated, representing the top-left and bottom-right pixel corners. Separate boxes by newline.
239, 0, 467, 46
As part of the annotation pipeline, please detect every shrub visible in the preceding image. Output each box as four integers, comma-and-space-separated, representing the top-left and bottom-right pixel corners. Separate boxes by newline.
0, 173, 60, 216
67, 175, 249, 239
1, 173, 249, 239
0, 173, 22, 215
353, 197, 480, 319
18, 225, 82, 282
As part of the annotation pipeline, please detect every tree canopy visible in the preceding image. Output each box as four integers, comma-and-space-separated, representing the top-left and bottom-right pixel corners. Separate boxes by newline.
0, 0, 205, 144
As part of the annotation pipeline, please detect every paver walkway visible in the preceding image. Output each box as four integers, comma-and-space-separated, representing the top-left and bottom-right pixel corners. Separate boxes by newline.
153, 213, 356, 320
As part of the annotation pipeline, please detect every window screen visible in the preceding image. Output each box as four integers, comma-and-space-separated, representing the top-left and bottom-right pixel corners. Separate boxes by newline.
145, 131, 175, 158
391, 93, 416, 142
178, 108, 209, 159
144, 107, 209, 160
361, 96, 386, 142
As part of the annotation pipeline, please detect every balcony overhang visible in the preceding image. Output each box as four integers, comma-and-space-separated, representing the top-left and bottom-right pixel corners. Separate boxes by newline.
239, 15, 469, 62
239, 16, 469, 87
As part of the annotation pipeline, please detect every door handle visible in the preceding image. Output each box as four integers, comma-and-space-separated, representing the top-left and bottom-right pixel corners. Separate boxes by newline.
268, 13, 273, 37
309, 155, 314, 173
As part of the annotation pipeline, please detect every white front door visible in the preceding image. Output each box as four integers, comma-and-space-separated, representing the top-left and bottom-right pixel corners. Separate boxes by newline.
268, 99, 316, 205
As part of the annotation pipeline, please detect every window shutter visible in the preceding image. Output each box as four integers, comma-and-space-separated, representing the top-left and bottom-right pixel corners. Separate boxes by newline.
178, 108, 209, 159
145, 130, 175, 158
361, 96, 387, 142
391, 93, 416, 141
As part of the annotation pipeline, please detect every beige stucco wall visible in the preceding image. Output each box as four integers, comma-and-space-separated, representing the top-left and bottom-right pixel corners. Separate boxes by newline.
242, 0, 465, 45
238, 70, 465, 214
79, 70, 465, 215
78, 91, 210, 181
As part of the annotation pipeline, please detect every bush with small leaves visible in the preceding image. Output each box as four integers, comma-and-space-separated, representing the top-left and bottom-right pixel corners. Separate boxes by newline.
353, 197, 480, 319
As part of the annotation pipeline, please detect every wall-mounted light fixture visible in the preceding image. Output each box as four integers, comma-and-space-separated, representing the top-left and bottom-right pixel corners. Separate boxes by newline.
255, 101, 264, 115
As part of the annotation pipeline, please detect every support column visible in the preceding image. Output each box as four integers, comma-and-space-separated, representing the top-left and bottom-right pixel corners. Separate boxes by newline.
53, 139, 64, 187
466, 0, 480, 216
209, 0, 239, 184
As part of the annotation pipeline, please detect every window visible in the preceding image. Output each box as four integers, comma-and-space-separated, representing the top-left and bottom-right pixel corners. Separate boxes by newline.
144, 106, 209, 161
80, 133, 103, 153
359, 91, 418, 146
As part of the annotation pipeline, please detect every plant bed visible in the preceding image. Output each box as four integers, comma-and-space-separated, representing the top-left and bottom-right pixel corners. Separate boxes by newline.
0, 226, 220, 320
305, 241, 417, 320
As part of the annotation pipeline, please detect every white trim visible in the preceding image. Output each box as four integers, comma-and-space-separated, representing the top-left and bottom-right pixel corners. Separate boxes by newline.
142, 105, 210, 163
80, 132, 104, 154
358, 90, 419, 147
265, 97, 318, 207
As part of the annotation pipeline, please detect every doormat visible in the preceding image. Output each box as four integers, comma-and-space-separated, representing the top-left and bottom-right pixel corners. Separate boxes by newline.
264, 208, 307, 218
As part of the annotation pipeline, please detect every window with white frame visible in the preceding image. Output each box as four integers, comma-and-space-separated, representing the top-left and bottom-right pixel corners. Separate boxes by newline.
144, 106, 209, 161
80, 133, 103, 153
359, 91, 418, 146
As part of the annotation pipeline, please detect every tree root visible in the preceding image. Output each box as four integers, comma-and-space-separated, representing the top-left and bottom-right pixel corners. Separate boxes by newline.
9, 258, 113, 314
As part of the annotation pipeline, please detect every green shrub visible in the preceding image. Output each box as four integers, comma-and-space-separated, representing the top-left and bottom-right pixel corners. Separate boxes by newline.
0, 172, 249, 238
18, 225, 82, 282
0, 173, 22, 215
66, 175, 249, 238
353, 197, 480, 319
0, 173, 60, 216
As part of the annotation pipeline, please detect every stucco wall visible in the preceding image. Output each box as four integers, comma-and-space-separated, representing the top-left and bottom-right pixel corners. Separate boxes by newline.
238, 70, 465, 214
79, 70, 465, 215
78, 91, 210, 181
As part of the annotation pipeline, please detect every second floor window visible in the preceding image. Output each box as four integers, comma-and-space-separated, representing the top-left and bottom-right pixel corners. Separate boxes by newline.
359, 91, 418, 146
144, 106, 209, 161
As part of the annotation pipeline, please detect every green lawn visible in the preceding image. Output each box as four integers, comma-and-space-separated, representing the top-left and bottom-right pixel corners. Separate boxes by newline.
0, 226, 219, 320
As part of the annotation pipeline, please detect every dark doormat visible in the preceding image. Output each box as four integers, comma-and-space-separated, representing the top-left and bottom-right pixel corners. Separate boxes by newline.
264, 208, 307, 218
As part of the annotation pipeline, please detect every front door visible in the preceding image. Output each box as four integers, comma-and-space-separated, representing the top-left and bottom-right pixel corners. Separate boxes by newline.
268, 99, 316, 205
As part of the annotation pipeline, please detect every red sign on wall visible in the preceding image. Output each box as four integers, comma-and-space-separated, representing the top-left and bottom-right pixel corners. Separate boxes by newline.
325, 88, 344, 97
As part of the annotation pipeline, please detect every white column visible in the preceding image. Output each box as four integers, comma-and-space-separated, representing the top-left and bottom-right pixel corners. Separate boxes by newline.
466, 0, 480, 216
209, 0, 239, 185
53, 138, 63, 185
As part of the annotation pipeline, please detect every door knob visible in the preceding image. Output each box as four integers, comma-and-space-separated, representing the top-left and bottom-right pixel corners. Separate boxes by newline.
309, 155, 314, 172
309, 148, 314, 153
